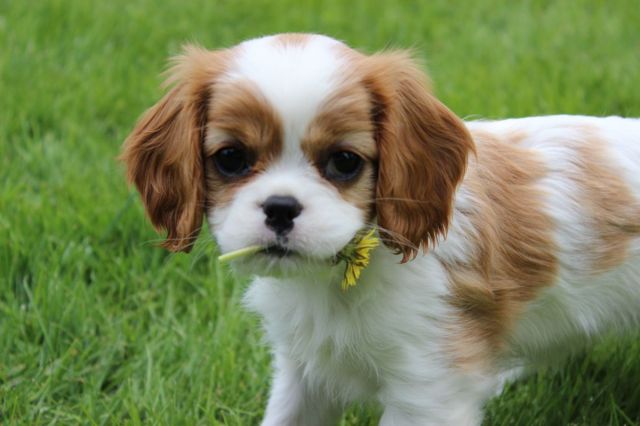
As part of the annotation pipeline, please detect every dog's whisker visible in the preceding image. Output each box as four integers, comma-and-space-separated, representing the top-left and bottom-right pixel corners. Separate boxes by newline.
364, 222, 420, 252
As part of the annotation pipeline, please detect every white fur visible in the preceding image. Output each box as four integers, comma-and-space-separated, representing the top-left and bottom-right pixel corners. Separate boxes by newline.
207, 37, 640, 425
228, 35, 345, 160
243, 249, 496, 425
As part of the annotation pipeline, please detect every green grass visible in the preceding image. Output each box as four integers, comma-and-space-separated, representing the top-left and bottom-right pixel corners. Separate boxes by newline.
1, 0, 639, 424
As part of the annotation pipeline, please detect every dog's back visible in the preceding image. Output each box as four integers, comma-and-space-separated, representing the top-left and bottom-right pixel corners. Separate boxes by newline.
463, 116, 640, 364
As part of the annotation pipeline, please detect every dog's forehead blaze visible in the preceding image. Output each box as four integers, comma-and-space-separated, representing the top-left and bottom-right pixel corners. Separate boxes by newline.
229, 35, 347, 158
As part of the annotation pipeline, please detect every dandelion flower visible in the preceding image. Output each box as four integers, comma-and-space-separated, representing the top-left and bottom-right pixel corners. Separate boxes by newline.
334, 227, 380, 290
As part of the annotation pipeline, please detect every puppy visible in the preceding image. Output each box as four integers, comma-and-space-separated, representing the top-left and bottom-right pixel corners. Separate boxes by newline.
122, 33, 640, 425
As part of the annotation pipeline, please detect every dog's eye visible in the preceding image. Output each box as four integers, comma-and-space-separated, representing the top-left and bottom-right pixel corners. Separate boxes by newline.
324, 151, 363, 181
213, 146, 251, 177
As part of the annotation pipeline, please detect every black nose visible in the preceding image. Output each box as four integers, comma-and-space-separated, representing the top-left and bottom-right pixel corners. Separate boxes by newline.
263, 195, 302, 235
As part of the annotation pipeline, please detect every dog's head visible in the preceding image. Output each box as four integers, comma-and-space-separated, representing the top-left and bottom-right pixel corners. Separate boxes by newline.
122, 34, 474, 272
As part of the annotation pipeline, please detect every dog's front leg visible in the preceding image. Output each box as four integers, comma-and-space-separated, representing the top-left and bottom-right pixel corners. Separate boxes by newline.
261, 353, 342, 426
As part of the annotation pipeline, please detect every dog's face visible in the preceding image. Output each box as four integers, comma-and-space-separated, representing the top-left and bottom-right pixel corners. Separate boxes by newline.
122, 34, 474, 273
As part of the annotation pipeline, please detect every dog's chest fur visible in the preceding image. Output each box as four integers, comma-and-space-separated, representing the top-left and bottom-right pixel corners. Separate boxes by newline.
243, 251, 460, 403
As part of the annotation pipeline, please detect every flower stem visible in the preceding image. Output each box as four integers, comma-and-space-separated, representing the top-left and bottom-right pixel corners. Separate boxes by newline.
217, 245, 263, 264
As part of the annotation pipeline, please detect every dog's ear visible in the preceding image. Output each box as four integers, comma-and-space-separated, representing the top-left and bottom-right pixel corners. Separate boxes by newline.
360, 51, 475, 262
121, 46, 227, 252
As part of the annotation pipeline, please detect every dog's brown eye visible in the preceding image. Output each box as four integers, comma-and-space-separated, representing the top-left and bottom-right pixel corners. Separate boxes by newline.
324, 151, 363, 181
213, 146, 251, 178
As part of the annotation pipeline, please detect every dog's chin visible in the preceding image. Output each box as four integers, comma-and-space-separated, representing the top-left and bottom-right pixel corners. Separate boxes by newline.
225, 245, 339, 279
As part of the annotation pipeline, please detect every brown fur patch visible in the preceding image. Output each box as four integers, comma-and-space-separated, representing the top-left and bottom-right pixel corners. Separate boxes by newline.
570, 131, 640, 272
121, 45, 230, 252
205, 81, 283, 159
204, 81, 284, 208
350, 50, 476, 262
302, 80, 377, 216
272, 33, 311, 48
441, 130, 558, 369
503, 130, 528, 146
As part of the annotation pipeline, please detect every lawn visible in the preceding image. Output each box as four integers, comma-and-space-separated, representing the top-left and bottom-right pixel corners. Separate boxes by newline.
1, 0, 639, 424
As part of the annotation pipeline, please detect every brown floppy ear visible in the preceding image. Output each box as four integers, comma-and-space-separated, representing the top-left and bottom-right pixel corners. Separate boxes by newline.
361, 51, 475, 262
121, 46, 227, 252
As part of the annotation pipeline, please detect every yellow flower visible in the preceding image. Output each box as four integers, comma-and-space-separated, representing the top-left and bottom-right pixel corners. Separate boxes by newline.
336, 227, 380, 290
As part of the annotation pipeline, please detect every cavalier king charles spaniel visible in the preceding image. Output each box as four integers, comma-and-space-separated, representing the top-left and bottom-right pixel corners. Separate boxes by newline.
122, 33, 640, 425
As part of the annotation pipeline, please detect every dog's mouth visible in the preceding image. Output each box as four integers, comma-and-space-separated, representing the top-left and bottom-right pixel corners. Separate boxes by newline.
262, 244, 295, 258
